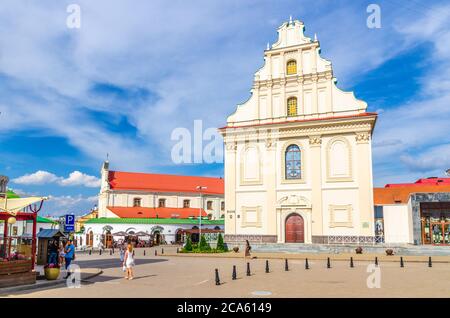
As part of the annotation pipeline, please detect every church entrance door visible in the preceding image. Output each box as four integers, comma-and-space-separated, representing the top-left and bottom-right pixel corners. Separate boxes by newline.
285, 214, 304, 243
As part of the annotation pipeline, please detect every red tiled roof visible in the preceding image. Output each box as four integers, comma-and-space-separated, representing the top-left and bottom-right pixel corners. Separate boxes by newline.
108, 171, 224, 195
107, 206, 208, 219
374, 186, 450, 205
385, 177, 450, 187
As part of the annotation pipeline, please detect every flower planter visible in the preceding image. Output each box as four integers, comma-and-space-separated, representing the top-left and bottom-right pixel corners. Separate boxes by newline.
385, 249, 394, 256
355, 247, 363, 254
44, 268, 61, 280
233, 246, 239, 253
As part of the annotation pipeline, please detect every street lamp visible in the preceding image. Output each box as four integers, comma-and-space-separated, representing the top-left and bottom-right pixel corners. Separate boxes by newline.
196, 186, 207, 241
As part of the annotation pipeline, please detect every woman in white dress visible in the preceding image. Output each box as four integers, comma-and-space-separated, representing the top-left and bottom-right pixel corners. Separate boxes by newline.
123, 243, 135, 280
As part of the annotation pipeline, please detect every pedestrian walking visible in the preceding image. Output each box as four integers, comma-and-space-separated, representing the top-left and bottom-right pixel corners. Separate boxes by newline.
123, 243, 135, 280
119, 244, 126, 263
59, 241, 66, 267
244, 240, 252, 260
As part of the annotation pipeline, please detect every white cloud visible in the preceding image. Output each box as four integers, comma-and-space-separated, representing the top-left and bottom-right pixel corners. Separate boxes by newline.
11, 170, 100, 188
1, 0, 450, 186
12, 170, 61, 185
59, 171, 101, 187
44, 194, 98, 216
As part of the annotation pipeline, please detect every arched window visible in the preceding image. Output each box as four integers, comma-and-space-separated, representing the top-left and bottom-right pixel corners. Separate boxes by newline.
287, 97, 297, 117
286, 60, 297, 75
133, 198, 141, 207
285, 144, 301, 179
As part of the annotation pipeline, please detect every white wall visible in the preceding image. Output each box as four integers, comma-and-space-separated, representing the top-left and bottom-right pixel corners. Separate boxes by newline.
80, 222, 224, 247
383, 205, 412, 244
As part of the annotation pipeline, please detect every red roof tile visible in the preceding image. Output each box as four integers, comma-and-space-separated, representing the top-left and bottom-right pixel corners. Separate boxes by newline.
108, 171, 224, 195
374, 186, 450, 205
107, 206, 208, 219
385, 177, 450, 187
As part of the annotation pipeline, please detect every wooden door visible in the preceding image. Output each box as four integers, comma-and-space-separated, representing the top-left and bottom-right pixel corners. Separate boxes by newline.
285, 214, 304, 243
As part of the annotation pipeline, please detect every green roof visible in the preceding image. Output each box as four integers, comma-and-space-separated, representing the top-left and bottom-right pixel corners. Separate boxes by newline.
86, 217, 224, 225
26, 216, 57, 224
37, 216, 57, 224
6, 190, 20, 199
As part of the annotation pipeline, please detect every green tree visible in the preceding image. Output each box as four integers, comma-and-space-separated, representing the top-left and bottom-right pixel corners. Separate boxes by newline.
217, 233, 227, 251
184, 235, 193, 252
199, 234, 211, 251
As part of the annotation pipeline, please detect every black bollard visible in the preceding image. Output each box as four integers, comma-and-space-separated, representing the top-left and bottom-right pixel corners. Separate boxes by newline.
350, 257, 354, 268
109, 249, 112, 256
246, 262, 251, 276
162, 248, 164, 255
285, 259, 289, 271
375, 257, 378, 266
327, 257, 331, 269
176, 248, 179, 253
305, 258, 309, 270
155, 250, 157, 256
99, 249, 102, 255
400, 256, 404, 268
89, 249, 92, 255
144, 250, 146, 256
215, 269, 221, 286
265, 260, 269, 273
232, 265, 237, 280
428, 257, 432, 268
112, 248, 114, 254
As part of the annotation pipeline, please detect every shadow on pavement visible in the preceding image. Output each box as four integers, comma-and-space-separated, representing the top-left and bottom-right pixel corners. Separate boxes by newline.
73, 258, 168, 270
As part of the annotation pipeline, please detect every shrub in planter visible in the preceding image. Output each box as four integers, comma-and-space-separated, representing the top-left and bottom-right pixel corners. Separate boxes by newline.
233, 246, 239, 253
385, 249, 394, 256
216, 234, 228, 252
44, 263, 61, 280
199, 235, 211, 251
355, 246, 363, 254
183, 236, 193, 252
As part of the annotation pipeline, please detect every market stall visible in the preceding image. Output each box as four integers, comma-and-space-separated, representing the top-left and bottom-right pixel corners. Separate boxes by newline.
0, 194, 47, 288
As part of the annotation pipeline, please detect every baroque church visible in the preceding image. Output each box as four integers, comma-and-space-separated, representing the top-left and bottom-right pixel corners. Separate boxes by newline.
219, 18, 377, 244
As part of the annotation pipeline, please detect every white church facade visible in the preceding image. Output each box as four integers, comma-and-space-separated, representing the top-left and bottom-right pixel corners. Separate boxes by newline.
220, 18, 377, 244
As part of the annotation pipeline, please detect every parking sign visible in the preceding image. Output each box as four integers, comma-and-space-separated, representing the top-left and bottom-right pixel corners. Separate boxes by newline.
65, 214, 75, 232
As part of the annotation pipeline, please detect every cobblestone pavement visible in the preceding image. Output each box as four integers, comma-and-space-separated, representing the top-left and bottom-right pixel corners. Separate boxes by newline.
6, 247, 450, 298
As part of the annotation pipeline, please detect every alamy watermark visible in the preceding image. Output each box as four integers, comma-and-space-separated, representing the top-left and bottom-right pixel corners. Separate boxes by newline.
366, 264, 381, 288
367, 4, 381, 29
65, 264, 81, 288
66, 4, 81, 29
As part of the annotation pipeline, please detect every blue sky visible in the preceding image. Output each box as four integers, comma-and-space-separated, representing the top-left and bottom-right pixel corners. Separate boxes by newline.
1, 0, 450, 216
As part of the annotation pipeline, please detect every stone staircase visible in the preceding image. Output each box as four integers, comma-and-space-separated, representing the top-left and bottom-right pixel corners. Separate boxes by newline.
244, 243, 450, 256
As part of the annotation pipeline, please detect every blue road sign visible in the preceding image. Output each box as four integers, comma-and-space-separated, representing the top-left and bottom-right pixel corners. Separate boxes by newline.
65, 214, 75, 232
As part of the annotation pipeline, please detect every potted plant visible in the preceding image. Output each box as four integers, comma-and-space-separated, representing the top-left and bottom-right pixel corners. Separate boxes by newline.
385, 249, 394, 256
233, 246, 239, 253
355, 246, 363, 254
44, 263, 61, 280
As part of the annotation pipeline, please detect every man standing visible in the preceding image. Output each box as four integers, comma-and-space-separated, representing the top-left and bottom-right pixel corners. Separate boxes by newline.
64, 240, 75, 279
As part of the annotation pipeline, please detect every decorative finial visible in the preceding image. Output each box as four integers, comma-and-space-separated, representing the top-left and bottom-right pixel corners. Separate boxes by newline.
266, 42, 270, 50
314, 33, 317, 41
289, 15, 293, 24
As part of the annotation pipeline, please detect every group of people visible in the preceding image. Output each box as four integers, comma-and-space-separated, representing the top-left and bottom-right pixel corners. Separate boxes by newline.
48, 239, 75, 278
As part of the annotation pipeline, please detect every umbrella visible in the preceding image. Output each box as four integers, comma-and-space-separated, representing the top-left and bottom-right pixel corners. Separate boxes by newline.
134, 231, 150, 236
112, 231, 128, 236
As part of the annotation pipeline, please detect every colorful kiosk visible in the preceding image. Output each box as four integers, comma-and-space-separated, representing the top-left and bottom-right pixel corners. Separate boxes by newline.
0, 176, 47, 288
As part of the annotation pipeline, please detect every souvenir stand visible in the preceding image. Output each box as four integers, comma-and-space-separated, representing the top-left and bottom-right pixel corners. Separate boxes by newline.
0, 190, 47, 288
